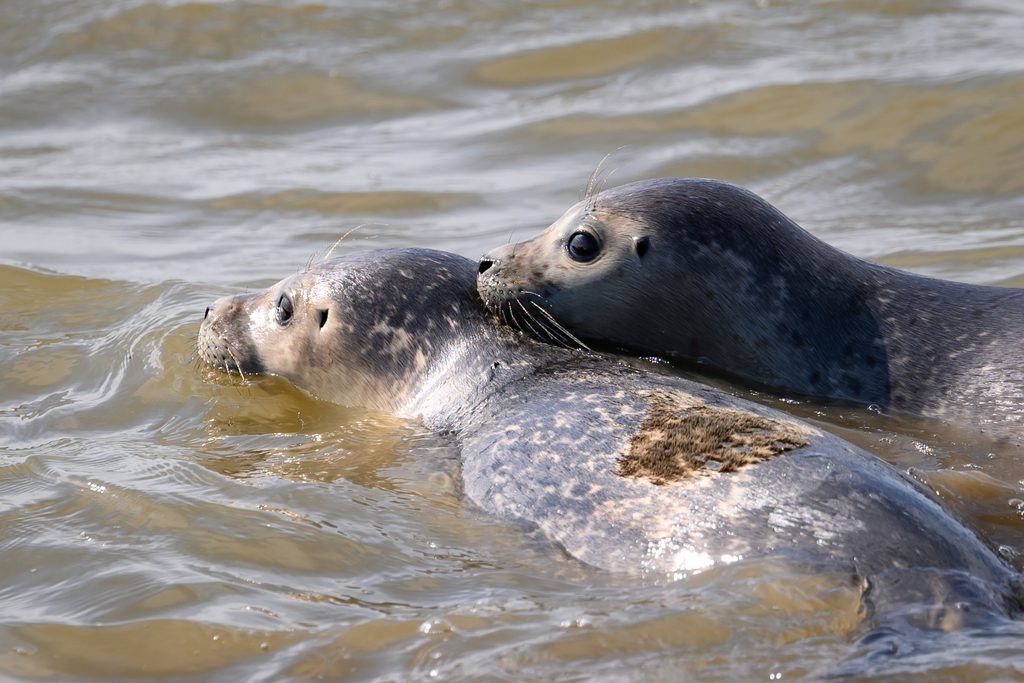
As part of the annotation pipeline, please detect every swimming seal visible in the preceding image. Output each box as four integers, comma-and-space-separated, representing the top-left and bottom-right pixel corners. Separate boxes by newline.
198, 248, 1019, 639
476, 178, 1024, 435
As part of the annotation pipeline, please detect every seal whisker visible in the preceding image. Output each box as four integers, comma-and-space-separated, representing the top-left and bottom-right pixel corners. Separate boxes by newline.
515, 292, 592, 351
513, 298, 546, 340
584, 147, 629, 202
529, 300, 591, 351
190, 353, 205, 376
225, 346, 247, 381
504, 301, 523, 334
516, 298, 572, 349
531, 317, 573, 350
323, 223, 382, 262
304, 223, 389, 274
527, 307, 577, 349
598, 167, 619, 195
505, 301, 531, 338
498, 301, 515, 332
516, 298, 569, 349
585, 153, 611, 201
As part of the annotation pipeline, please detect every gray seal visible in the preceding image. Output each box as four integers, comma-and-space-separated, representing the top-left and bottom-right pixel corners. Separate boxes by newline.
477, 178, 1024, 436
198, 248, 1019, 643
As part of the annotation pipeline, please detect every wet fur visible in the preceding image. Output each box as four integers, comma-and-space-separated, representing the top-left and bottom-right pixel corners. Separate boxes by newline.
199, 248, 1021, 643
620, 391, 808, 484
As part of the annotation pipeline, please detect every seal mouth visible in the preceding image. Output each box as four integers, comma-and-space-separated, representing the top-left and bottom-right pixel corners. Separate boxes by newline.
197, 304, 266, 378
476, 258, 590, 351
476, 275, 519, 318
198, 327, 261, 378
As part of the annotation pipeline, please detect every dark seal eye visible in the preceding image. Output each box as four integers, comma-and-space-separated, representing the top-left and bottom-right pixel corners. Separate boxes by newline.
275, 293, 294, 326
566, 231, 600, 262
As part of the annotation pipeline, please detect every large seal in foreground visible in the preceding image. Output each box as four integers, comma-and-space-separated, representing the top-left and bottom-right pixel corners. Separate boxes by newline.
477, 178, 1024, 435
198, 248, 1019, 640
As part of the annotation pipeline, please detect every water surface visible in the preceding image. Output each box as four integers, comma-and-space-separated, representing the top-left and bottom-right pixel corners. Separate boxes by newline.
2, 1, 1024, 680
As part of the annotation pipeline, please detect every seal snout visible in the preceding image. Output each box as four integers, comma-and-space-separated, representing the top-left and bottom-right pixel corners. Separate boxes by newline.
197, 293, 264, 377
477, 243, 517, 277
476, 249, 511, 314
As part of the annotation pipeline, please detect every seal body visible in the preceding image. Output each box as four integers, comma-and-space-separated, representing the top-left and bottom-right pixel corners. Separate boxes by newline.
198, 248, 1019, 632
477, 178, 1024, 435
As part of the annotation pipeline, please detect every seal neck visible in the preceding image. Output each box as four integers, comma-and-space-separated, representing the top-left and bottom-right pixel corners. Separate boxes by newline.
396, 320, 567, 430
657, 218, 1023, 413
336, 248, 568, 428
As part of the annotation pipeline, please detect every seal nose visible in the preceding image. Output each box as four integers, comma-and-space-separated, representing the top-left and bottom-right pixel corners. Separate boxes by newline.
203, 294, 246, 327
478, 258, 497, 275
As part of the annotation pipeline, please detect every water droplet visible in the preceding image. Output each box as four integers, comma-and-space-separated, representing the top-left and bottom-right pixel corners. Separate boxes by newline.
419, 619, 452, 635
867, 404, 881, 414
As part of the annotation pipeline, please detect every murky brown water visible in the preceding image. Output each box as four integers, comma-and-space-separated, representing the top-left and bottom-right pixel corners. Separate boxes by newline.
2, 1, 1024, 680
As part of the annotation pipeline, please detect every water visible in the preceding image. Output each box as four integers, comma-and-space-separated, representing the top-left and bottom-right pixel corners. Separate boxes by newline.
2, 0, 1024, 679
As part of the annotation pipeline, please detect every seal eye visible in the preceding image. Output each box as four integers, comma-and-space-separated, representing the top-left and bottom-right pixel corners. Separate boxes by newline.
566, 231, 600, 263
275, 294, 294, 326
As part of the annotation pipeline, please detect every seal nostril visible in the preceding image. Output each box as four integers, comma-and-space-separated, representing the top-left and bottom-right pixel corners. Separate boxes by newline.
635, 236, 650, 258
204, 307, 211, 320
478, 259, 495, 275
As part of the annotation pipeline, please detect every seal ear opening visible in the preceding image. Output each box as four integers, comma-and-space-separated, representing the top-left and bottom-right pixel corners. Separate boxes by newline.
316, 309, 329, 329
634, 236, 650, 259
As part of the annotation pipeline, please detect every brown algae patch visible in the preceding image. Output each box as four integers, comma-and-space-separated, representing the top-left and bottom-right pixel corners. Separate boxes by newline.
618, 392, 808, 484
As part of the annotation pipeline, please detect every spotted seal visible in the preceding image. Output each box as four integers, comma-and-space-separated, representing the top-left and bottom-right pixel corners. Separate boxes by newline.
198, 248, 1019, 637
476, 178, 1024, 435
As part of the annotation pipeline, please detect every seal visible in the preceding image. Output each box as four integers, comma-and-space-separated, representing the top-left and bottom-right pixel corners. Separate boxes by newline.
198, 248, 1019, 641
476, 178, 1024, 435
